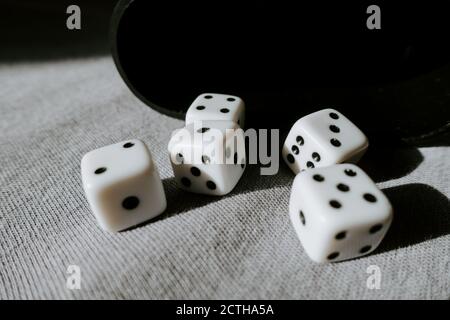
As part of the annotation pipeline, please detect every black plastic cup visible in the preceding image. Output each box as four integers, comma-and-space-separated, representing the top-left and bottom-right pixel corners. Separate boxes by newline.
110, 0, 450, 144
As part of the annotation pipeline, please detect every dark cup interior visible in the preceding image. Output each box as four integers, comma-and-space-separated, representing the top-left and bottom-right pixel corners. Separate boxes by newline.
111, 0, 450, 144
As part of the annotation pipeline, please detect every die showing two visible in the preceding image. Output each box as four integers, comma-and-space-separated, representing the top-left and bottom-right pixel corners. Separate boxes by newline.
283, 109, 393, 263
81, 140, 166, 232
81, 93, 246, 232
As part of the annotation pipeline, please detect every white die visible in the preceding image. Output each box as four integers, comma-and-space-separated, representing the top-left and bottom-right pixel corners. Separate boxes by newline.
168, 120, 246, 196
289, 164, 393, 263
282, 108, 368, 174
185, 93, 245, 127
81, 139, 166, 232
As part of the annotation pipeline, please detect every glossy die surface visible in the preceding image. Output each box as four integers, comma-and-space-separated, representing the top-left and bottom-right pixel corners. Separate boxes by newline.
283, 108, 368, 174
289, 164, 392, 263
168, 120, 246, 196
185, 93, 245, 127
81, 139, 166, 232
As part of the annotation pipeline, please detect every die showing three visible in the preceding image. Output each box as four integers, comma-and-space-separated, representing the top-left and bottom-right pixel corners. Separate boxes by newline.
282, 108, 368, 174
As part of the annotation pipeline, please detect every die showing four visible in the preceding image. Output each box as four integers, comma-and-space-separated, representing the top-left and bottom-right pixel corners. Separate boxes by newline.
185, 93, 245, 127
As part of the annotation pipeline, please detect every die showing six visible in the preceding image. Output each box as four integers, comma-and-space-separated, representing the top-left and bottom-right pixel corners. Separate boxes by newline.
168, 93, 247, 196
168, 120, 246, 196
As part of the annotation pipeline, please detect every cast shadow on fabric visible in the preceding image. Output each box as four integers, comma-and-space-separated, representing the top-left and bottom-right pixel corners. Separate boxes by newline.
376, 183, 450, 254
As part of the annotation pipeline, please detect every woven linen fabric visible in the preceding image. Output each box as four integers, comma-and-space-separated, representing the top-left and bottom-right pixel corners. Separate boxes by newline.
0, 57, 449, 300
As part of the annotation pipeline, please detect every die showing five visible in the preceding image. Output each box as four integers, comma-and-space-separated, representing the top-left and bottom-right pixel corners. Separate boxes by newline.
289, 164, 393, 263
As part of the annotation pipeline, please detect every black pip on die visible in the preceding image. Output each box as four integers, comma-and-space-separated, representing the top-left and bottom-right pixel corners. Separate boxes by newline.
289, 164, 393, 263
81, 139, 167, 232
283, 109, 368, 174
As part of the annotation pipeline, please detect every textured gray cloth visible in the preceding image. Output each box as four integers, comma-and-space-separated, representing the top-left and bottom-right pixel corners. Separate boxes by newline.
0, 57, 449, 300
